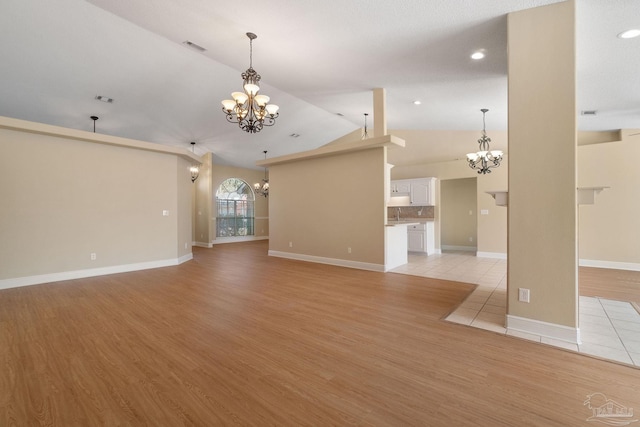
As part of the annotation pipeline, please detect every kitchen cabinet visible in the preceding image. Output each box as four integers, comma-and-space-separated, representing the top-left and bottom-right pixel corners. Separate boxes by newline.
390, 179, 411, 195
389, 177, 436, 206
407, 222, 435, 254
410, 178, 434, 205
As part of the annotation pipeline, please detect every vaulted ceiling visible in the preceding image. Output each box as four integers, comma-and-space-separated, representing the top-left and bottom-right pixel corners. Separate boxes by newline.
1, 0, 638, 169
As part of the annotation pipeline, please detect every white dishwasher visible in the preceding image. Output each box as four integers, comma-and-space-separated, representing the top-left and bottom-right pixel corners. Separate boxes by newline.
407, 222, 435, 254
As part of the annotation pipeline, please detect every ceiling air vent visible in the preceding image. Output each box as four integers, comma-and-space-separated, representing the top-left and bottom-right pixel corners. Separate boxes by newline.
95, 95, 113, 103
182, 40, 206, 52
581, 110, 597, 116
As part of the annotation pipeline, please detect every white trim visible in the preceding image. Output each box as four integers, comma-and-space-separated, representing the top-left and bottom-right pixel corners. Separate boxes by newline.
506, 314, 581, 345
268, 250, 385, 272
476, 251, 508, 260
442, 245, 476, 252
579, 258, 640, 272
177, 253, 193, 264
212, 236, 268, 245
434, 248, 442, 255
193, 241, 213, 248
0, 254, 193, 290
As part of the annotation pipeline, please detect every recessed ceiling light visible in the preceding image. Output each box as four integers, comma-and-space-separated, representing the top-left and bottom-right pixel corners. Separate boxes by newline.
471, 51, 485, 60
617, 29, 640, 39
335, 113, 344, 116
290, 133, 300, 138
414, 100, 421, 105
581, 110, 597, 116
95, 95, 113, 103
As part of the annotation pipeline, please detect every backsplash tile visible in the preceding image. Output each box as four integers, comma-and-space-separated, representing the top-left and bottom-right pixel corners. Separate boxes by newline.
387, 205, 434, 220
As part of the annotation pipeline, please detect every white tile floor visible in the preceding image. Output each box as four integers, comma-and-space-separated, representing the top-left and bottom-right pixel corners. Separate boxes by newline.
391, 251, 640, 367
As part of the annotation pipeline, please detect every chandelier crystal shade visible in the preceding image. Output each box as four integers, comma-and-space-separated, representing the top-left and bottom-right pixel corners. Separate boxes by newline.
254, 151, 269, 197
221, 33, 279, 133
466, 108, 503, 174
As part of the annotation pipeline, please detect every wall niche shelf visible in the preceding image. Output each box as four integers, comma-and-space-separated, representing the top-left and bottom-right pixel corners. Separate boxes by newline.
577, 187, 609, 205
486, 191, 508, 207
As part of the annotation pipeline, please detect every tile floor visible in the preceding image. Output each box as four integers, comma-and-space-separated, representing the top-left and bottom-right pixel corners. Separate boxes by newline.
391, 251, 640, 367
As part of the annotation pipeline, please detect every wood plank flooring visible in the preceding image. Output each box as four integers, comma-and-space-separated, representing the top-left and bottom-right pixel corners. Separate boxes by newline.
580, 266, 640, 306
1, 241, 639, 426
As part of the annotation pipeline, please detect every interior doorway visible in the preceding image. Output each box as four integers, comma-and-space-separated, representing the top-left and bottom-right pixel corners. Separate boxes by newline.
440, 178, 478, 253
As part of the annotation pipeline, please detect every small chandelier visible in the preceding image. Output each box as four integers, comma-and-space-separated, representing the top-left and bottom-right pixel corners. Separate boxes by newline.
254, 150, 269, 197
221, 32, 279, 133
189, 142, 200, 183
466, 108, 503, 174
361, 113, 369, 139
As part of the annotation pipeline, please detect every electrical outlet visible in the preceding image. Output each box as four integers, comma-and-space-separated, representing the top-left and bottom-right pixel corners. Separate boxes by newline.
90, 253, 96, 261
348, 247, 352, 254
184, 242, 188, 249
162, 210, 169, 216
518, 288, 530, 303
289, 241, 293, 248
469, 237, 473, 242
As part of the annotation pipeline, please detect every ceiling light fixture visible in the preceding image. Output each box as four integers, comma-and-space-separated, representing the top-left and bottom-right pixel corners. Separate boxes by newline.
221, 32, 279, 133
471, 51, 485, 60
413, 100, 422, 105
617, 29, 640, 39
362, 113, 369, 139
90, 115, 98, 132
189, 142, 200, 183
254, 151, 269, 197
466, 109, 503, 174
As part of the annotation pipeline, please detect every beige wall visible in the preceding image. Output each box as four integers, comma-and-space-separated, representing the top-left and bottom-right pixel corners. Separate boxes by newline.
269, 148, 386, 265
194, 154, 269, 245
440, 178, 477, 249
507, 0, 577, 329
578, 133, 640, 266
0, 124, 193, 285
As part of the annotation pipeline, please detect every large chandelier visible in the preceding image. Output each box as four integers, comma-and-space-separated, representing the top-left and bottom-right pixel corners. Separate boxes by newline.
221, 32, 279, 133
254, 151, 269, 197
466, 108, 503, 174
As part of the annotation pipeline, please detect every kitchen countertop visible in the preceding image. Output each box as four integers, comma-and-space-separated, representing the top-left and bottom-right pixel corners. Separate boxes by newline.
386, 217, 434, 226
385, 221, 420, 227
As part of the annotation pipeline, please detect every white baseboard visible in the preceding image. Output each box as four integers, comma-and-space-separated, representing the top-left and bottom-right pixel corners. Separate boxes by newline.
0, 253, 193, 290
442, 245, 476, 252
193, 241, 213, 248
477, 251, 508, 260
212, 236, 269, 245
268, 250, 385, 272
579, 258, 640, 272
506, 314, 581, 345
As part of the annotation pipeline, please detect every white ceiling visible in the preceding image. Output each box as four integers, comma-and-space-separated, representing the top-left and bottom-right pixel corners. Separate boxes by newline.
1, 0, 638, 169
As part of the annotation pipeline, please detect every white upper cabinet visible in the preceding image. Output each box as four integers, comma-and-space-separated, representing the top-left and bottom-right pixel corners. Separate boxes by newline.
390, 179, 411, 195
410, 178, 435, 205
389, 177, 436, 206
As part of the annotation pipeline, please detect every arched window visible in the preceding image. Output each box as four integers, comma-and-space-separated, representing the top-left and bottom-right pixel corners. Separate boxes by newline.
215, 178, 255, 237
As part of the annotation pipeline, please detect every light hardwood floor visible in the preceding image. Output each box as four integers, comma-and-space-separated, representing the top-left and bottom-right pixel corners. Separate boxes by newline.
2, 241, 639, 426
